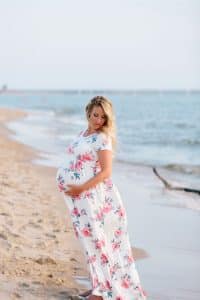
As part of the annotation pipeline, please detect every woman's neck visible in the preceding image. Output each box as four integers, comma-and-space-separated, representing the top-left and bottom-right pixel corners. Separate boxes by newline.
86, 127, 98, 135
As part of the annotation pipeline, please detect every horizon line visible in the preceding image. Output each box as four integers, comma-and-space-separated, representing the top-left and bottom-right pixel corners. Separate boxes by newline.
0, 88, 200, 94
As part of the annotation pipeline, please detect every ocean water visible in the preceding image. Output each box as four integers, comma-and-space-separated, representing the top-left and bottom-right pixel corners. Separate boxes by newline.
1, 91, 200, 299
1, 91, 200, 207
1, 91, 200, 169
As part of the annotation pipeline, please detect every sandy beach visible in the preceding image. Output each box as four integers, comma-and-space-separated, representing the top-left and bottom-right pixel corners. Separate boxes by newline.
0, 108, 148, 300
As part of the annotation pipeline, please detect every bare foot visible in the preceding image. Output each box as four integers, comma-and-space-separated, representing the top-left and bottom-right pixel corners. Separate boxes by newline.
79, 289, 92, 297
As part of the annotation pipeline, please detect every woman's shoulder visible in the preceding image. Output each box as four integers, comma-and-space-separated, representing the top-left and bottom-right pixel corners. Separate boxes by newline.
95, 131, 112, 151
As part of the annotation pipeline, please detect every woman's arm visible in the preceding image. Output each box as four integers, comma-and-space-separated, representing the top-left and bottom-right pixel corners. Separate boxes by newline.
65, 150, 112, 197
82, 149, 112, 190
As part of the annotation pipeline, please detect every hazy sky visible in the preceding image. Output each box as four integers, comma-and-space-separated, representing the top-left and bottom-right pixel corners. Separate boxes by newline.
0, 0, 199, 90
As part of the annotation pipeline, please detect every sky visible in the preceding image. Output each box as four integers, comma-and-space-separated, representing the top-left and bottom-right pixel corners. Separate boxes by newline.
0, 0, 199, 90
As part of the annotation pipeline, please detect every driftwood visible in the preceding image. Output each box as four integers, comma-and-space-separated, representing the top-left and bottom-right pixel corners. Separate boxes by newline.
152, 167, 200, 196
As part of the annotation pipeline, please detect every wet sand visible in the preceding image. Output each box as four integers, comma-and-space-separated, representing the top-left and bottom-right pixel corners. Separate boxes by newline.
0, 108, 148, 299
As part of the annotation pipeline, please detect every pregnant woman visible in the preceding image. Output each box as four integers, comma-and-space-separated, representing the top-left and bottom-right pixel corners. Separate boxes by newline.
56, 96, 147, 300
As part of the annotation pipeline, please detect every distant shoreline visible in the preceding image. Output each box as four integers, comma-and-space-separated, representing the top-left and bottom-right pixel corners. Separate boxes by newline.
0, 88, 200, 95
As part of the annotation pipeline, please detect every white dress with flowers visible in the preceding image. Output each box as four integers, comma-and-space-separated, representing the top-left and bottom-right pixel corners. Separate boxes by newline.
56, 130, 146, 300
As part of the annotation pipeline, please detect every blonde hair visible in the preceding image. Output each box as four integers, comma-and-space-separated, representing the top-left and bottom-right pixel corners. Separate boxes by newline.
85, 96, 116, 150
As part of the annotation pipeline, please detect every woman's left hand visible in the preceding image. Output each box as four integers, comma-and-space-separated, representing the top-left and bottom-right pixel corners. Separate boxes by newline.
64, 184, 84, 197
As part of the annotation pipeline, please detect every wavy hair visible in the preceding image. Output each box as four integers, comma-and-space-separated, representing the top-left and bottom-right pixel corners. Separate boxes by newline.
85, 96, 116, 150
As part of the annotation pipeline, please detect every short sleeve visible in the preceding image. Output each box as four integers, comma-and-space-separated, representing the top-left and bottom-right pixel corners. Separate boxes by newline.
94, 133, 112, 152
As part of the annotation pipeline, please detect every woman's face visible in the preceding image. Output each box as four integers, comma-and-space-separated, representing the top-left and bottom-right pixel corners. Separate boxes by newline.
88, 105, 106, 131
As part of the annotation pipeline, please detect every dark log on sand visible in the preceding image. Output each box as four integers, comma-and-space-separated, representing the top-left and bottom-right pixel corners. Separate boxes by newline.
153, 167, 200, 196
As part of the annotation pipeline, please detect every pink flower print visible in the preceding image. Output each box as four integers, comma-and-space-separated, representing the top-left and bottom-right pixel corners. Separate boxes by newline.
124, 250, 135, 264
110, 262, 120, 278
100, 253, 109, 265
96, 210, 104, 221
112, 240, 121, 251
66, 145, 74, 154
92, 276, 99, 289
85, 190, 93, 199
114, 228, 122, 238
75, 160, 82, 171
116, 297, 124, 300
102, 202, 112, 213
121, 278, 131, 289
94, 240, 100, 249
105, 280, 112, 290
80, 153, 93, 162
58, 183, 65, 192
94, 239, 105, 250
71, 207, 80, 217
117, 206, 126, 218
87, 254, 96, 264
81, 227, 91, 237
124, 253, 135, 267
69, 162, 75, 171
127, 254, 134, 263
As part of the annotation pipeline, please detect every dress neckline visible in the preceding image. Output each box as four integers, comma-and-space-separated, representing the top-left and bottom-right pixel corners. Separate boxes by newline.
82, 129, 98, 138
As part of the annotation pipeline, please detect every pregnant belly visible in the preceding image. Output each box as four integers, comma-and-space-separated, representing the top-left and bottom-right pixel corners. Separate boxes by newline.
56, 167, 76, 192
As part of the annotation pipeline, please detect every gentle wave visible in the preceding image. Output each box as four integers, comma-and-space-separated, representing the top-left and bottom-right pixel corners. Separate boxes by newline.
115, 158, 200, 176
181, 138, 200, 145
54, 107, 81, 115
165, 163, 200, 175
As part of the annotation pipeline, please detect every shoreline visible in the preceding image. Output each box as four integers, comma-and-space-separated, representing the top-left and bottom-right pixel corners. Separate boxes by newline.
0, 107, 148, 299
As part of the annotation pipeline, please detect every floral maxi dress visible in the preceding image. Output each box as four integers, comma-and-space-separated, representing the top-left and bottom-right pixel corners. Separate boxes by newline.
56, 130, 147, 300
